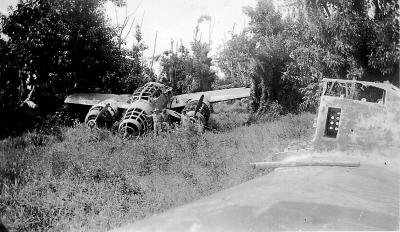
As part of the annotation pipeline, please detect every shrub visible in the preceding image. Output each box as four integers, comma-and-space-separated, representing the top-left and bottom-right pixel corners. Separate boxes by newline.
207, 100, 250, 131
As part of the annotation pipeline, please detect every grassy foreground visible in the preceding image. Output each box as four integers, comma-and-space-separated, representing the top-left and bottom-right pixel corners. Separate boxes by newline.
0, 104, 314, 231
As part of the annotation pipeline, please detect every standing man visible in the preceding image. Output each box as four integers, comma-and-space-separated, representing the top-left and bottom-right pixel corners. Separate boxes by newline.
181, 111, 191, 132
152, 108, 162, 136
160, 109, 170, 132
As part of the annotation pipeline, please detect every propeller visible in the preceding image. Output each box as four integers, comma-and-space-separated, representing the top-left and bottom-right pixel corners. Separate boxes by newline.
93, 103, 110, 128
193, 95, 204, 117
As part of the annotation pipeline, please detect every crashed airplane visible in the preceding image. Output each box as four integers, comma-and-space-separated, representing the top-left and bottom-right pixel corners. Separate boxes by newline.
314, 78, 400, 150
110, 78, 400, 231
65, 82, 250, 138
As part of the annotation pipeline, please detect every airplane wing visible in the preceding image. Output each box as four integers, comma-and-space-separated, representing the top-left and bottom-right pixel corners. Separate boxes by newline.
169, 88, 250, 108
110, 151, 400, 232
64, 93, 131, 109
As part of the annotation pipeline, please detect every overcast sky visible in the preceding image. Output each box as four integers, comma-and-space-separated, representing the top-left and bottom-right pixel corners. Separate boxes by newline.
1, 0, 255, 59
107, 0, 256, 58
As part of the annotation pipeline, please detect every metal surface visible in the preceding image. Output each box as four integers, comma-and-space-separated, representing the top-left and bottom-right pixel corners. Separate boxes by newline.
111, 152, 399, 231
251, 160, 360, 169
65, 83, 250, 137
84, 99, 120, 128
169, 88, 250, 108
118, 100, 153, 138
313, 79, 400, 151
64, 93, 131, 108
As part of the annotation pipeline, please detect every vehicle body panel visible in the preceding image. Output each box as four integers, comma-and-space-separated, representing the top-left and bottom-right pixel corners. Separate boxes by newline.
64, 93, 131, 107
111, 152, 399, 231
314, 78, 400, 151
169, 87, 251, 108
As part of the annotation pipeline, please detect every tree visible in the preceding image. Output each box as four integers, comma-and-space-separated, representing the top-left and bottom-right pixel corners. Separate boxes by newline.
283, 0, 399, 111
159, 41, 192, 94
241, 1, 302, 114
217, 30, 255, 87
281, 10, 329, 111
188, 15, 217, 92
114, 24, 152, 93
159, 16, 217, 94
1, 0, 121, 110
217, 1, 297, 115
0, 0, 145, 136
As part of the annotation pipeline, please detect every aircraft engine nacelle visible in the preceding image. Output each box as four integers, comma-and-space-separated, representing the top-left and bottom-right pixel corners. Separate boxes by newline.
85, 99, 119, 128
118, 101, 153, 138
183, 98, 211, 123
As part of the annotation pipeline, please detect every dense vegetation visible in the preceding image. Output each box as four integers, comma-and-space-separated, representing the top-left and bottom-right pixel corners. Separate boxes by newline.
218, 0, 399, 113
0, 0, 398, 231
0, 0, 150, 137
0, 102, 314, 231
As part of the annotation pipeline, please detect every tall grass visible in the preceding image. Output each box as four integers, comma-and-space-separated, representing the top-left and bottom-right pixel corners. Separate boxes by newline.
0, 103, 314, 232
208, 99, 250, 131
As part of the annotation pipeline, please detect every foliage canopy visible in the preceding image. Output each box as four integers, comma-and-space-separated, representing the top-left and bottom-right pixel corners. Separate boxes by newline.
0, 0, 148, 136
159, 17, 217, 94
217, 0, 399, 112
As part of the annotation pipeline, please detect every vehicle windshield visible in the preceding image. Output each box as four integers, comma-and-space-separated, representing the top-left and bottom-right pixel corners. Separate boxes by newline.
324, 81, 385, 104
131, 83, 162, 101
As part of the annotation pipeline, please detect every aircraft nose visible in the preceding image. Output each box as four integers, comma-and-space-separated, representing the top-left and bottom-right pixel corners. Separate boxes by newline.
119, 121, 141, 139
118, 107, 151, 139
87, 119, 96, 129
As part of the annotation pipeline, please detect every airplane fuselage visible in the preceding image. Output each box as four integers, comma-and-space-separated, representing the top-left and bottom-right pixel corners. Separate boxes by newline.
65, 82, 249, 138
117, 82, 172, 137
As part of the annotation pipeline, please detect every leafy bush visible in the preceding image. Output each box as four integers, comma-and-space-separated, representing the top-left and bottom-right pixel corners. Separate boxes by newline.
256, 100, 284, 122
208, 100, 250, 131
